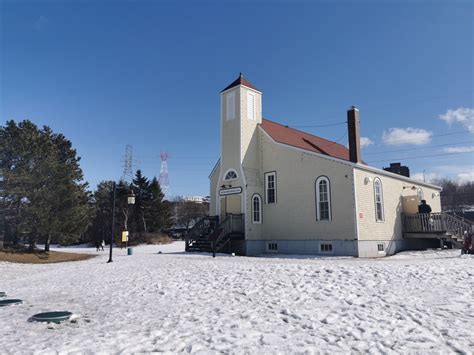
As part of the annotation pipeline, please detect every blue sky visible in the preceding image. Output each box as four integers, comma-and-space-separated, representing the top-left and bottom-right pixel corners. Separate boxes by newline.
1, 0, 473, 196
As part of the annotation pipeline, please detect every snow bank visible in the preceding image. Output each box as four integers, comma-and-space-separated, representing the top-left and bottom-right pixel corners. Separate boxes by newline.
1, 242, 473, 354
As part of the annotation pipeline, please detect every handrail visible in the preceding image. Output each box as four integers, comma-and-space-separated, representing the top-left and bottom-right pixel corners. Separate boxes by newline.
185, 216, 219, 251
220, 213, 245, 236
186, 214, 244, 254
402, 212, 472, 235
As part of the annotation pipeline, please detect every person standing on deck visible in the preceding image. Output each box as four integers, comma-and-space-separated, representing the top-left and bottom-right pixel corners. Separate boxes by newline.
418, 200, 432, 231
418, 200, 432, 214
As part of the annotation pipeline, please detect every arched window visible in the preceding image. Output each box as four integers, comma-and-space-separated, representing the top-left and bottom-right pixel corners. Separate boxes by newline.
374, 178, 384, 222
252, 194, 262, 224
315, 176, 331, 221
224, 169, 238, 181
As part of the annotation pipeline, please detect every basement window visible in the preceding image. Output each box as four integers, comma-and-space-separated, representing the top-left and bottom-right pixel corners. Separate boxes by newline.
320, 243, 333, 253
267, 243, 278, 252
377, 243, 384, 252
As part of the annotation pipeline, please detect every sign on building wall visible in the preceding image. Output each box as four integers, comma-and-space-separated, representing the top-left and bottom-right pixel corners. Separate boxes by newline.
219, 187, 242, 196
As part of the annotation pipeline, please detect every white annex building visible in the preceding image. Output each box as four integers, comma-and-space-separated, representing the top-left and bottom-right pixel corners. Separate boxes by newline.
185, 74, 469, 258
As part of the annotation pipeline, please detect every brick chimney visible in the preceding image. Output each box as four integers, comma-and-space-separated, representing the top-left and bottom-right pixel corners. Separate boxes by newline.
347, 106, 361, 164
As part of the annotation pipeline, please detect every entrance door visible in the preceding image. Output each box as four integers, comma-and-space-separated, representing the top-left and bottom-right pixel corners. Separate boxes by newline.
220, 194, 241, 221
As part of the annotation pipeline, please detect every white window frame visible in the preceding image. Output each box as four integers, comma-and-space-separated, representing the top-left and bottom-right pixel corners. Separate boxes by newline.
264, 172, 277, 204
315, 176, 332, 221
374, 178, 385, 222
224, 169, 238, 181
247, 92, 255, 120
252, 194, 262, 224
377, 243, 385, 253
226, 91, 235, 121
267, 242, 278, 252
320, 243, 333, 253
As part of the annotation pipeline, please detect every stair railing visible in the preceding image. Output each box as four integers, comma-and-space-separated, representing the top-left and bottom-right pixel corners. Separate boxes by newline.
211, 214, 245, 256
443, 213, 473, 238
185, 216, 219, 251
402, 212, 473, 237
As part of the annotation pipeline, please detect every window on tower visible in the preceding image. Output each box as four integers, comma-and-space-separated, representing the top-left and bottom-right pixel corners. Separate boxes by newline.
247, 92, 255, 120
226, 91, 235, 121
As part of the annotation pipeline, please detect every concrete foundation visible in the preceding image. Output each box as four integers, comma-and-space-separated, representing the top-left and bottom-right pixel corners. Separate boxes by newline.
245, 239, 358, 257
243, 238, 440, 258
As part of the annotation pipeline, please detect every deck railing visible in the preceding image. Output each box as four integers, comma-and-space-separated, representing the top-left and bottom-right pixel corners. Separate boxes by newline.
220, 213, 245, 237
402, 212, 472, 235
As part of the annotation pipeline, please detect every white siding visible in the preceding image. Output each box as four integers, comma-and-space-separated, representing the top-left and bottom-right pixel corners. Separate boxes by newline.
354, 168, 442, 242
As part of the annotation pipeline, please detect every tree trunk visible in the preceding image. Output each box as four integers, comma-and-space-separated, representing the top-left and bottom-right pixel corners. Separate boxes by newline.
142, 213, 147, 234
28, 234, 37, 251
122, 208, 128, 231
45, 234, 51, 252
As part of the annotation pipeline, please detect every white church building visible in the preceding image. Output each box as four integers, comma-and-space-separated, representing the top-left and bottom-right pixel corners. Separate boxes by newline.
203, 74, 446, 257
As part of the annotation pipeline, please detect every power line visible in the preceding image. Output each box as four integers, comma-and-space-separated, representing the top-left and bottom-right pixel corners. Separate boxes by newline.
363, 140, 474, 156
366, 150, 473, 163
292, 121, 347, 128
379, 129, 470, 145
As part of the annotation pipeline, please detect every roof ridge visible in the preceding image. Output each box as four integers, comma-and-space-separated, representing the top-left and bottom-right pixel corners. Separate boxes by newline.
221, 74, 260, 93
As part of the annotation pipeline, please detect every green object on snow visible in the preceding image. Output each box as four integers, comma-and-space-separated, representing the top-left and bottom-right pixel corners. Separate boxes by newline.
0, 299, 22, 307
127, 247, 133, 255
32, 311, 73, 323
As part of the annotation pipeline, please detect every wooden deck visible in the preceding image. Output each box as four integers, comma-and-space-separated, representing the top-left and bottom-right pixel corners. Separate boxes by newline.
402, 212, 472, 235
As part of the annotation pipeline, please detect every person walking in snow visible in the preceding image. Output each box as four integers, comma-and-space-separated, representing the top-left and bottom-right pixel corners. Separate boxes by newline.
95, 240, 101, 252
100, 240, 105, 251
462, 231, 473, 255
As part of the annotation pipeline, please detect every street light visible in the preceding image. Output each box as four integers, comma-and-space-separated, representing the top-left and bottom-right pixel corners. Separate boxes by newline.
107, 182, 135, 263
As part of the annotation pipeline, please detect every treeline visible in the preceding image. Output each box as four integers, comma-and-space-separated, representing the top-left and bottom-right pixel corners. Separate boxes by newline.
0, 120, 171, 250
86, 170, 172, 246
432, 178, 474, 213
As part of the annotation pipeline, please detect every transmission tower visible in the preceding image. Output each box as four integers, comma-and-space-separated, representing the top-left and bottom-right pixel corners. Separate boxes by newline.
121, 144, 134, 183
159, 152, 170, 198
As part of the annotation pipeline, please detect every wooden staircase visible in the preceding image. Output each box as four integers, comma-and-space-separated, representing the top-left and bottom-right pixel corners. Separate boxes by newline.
402, 212, 473, 248
185, 214, 244, 254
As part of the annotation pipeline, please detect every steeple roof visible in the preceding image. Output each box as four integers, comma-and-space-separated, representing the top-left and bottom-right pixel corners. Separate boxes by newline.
221, 73, 260, 93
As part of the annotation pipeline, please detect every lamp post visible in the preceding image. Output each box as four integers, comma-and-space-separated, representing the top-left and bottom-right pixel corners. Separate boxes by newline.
107, 181, 135, 263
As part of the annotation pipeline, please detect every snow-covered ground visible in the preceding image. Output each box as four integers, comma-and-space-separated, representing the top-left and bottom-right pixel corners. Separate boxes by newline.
1, 242, 473, 354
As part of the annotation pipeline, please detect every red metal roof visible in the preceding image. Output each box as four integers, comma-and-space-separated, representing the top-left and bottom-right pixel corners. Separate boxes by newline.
221, 73, 260, 93
260, 118, 351, 162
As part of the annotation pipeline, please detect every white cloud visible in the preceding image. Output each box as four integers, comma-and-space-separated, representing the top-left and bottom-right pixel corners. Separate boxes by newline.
439, 107, 474, 133
442, 146, 474, 153
360, 137, 374, 148
457, 171, 474, 183
413, 166, 474, 184
382, 128, 432, 146
411, 172, 438, 183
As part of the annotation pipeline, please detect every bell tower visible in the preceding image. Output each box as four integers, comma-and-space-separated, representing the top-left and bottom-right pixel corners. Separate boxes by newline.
219, 73, 262, 173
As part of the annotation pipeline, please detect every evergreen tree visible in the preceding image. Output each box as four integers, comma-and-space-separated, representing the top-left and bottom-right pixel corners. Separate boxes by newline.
0, 120, 91, 250
132, 170, 150, 237
86, 181, 114, 245
147, 177, 171, 232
